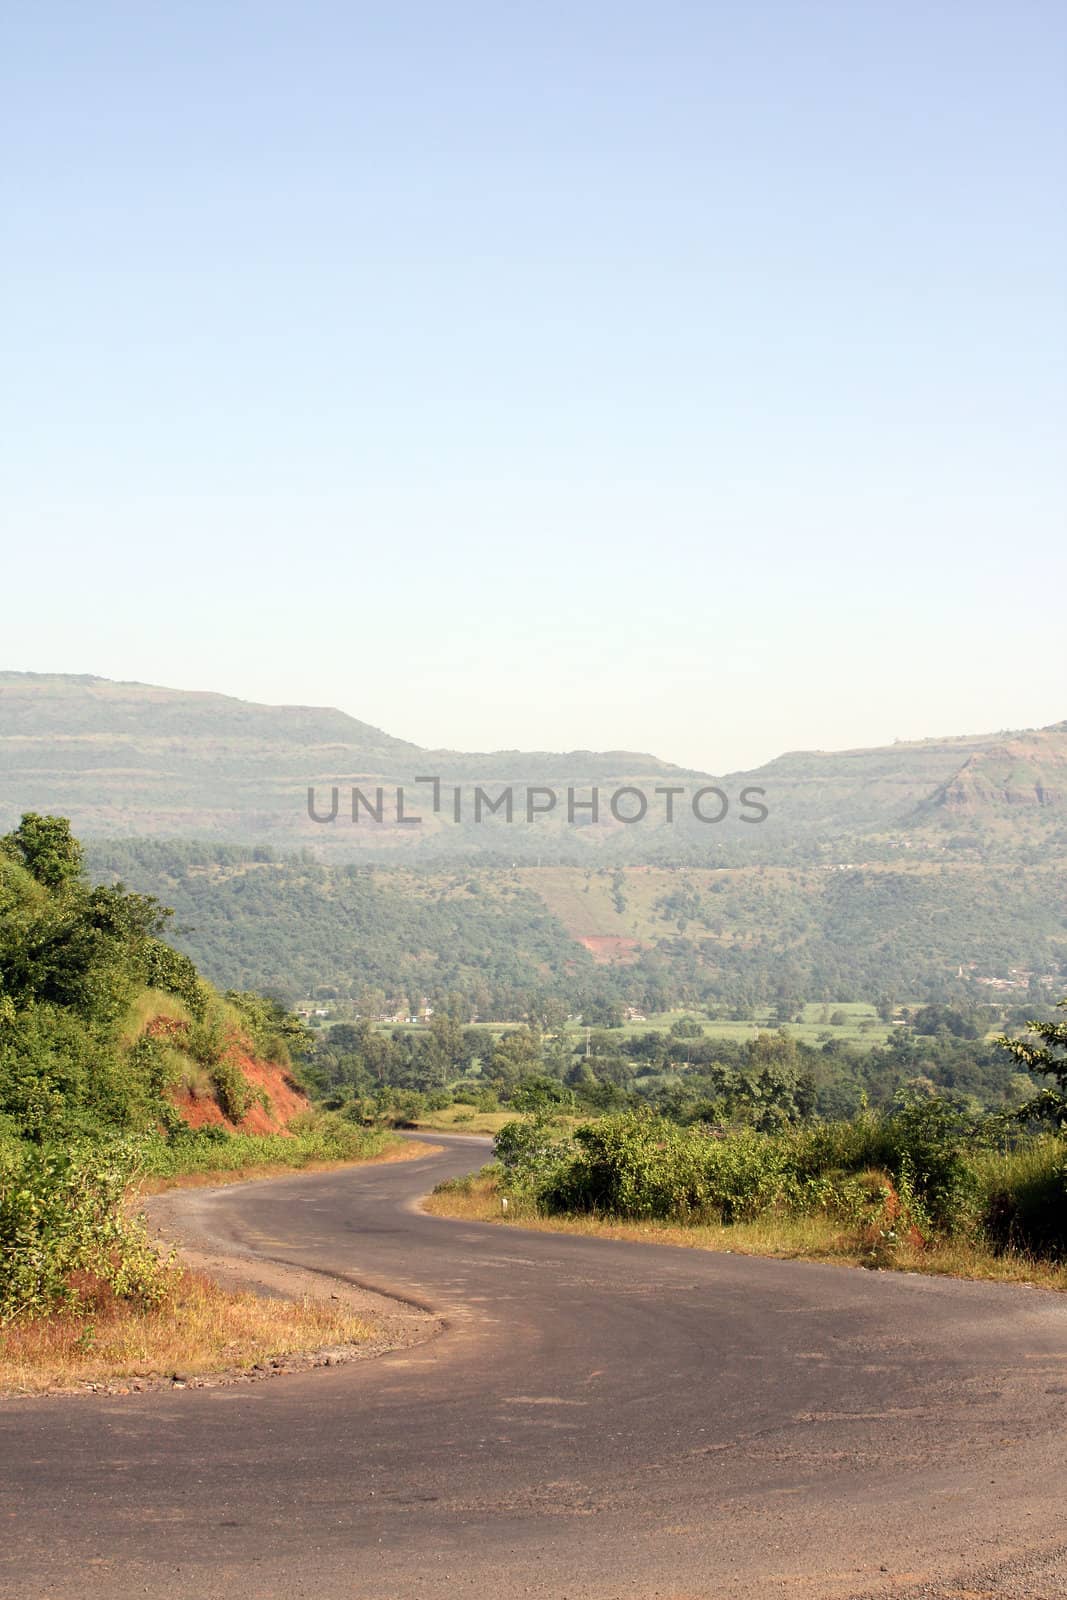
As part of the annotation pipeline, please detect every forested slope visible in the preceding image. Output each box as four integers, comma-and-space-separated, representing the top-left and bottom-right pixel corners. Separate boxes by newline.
85, 843, 1067, 1017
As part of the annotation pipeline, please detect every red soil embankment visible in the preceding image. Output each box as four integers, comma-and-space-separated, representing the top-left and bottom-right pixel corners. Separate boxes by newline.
150, 1015, 311, 1136
576, 935, 645, 965
167, 1053, 310, 1134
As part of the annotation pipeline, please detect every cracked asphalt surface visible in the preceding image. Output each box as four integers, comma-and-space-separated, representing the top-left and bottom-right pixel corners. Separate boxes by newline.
2, 1134, 1066, 1599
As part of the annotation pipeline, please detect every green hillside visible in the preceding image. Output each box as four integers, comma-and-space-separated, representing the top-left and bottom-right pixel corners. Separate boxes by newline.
85, 844, 1067, 1020
0, 814, 390, 1347
0, 813, 309, 1145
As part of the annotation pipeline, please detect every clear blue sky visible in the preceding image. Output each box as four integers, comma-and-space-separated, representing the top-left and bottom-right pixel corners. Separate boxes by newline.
4, 2, 1065, 770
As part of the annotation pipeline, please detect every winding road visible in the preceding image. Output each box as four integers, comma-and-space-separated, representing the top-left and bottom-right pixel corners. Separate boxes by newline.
3, 1135, 1067, 1600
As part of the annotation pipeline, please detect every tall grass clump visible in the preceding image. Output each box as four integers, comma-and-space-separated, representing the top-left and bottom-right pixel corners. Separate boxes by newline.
977, 1137, 1067, 1258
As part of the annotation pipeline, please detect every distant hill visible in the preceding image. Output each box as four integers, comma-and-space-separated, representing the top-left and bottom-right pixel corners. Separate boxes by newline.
920, 731, 1066, 814
0, 672, 703, 851
1, 672, 1064, 862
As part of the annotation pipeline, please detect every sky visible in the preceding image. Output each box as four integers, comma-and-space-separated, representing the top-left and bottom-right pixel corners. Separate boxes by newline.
3, 1, 1065, 772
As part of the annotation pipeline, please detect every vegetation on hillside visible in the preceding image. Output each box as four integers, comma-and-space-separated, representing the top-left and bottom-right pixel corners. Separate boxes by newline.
85, 844, 1067, 1042
3, 804, 1064, 1375
0, 815, 387, 1332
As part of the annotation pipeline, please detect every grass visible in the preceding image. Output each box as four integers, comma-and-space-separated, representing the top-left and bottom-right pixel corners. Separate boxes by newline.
426, 1170, 1067, 1293
165, 1047, 214, 1098
599, 1003, 890, 1048
412, 1105, 525, 1135
0, 1268, 373, 1395
117, 986, 194, 1048
411, 1105, 588, 1136
138, 1115, 397, 1180
377, 1004, 891, 1055
137, 1133, 439, 1192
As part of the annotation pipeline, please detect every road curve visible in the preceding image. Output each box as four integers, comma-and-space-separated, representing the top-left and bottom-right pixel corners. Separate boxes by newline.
3, 1134, 1067, 1600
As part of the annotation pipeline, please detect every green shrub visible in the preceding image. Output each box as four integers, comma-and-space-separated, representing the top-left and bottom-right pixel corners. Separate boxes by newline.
505, 1099, 1014, 1242
185, 1003, 228, 1067
180, 998, 253, 1121
224, 990, 311, 1066
0, 1000, 158, 1140
883, 1092, 982, 1231
536, 1114, 697, 1218
775, 1097, 984, 1233
0, 1137, 170, 1321
208, 1055, 253, 1122
699, 1131, 797, 1222
138, 940, 207, 1018
781, 1115, 897, 1180
495, 1114, 572, 1186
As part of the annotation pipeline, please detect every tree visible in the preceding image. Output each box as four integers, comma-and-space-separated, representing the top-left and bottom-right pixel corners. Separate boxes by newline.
354, 987, 387, 1020
5, 814, 83, 891
529, 995, 569, 1033
913, 1004, 977, 1040
510, 1075, 573, 1113
581, 998, 623, 1028
996, 1000, 1067, 1126
488, 1027, 542, 1089
541, 1029, 575, 1080
418, 1013, 471, 1083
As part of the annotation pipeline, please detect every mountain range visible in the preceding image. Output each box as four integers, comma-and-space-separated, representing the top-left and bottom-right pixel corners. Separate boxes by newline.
1, 672, 1064, 862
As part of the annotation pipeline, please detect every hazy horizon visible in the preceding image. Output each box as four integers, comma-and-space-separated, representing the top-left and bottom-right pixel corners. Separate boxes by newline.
2, 665, 1062, 774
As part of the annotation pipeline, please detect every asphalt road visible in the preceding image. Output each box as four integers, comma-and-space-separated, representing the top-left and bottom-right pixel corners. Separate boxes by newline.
3, 1135, 1067, 1600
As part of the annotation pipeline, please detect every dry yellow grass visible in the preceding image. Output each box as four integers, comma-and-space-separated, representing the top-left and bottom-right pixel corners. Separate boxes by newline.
412, 1106, 518, 1135
413, 1105, 588, 1136
0, 1269, 373, 1395
425, 1174, 1067, 1292
117, 987, 193, 1048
